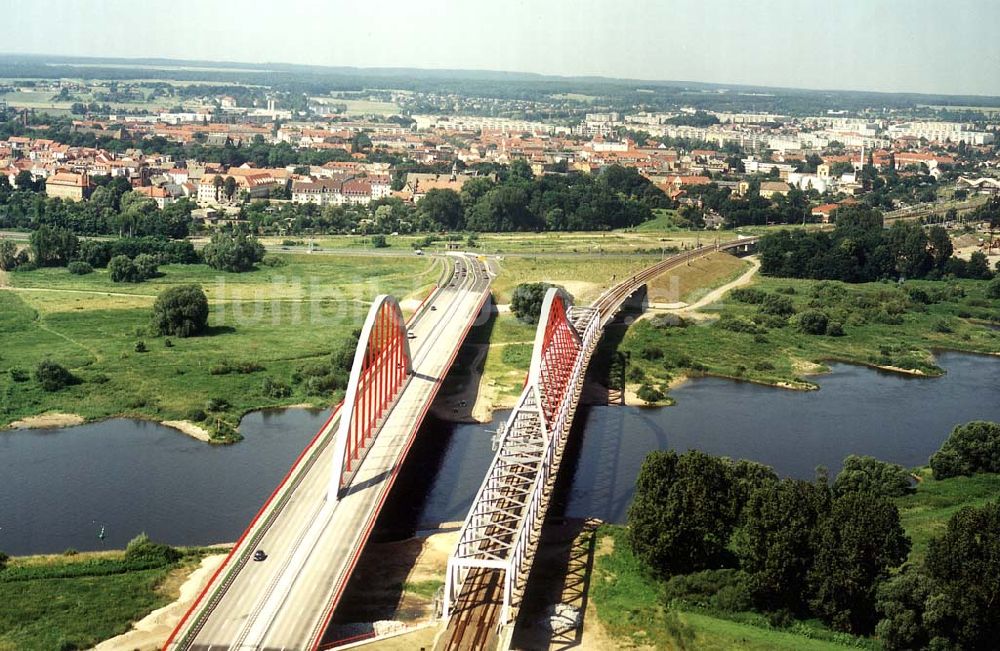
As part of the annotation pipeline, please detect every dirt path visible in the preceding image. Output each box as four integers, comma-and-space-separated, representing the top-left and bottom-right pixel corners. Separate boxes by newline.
680, 255, 760, 314
92, 553, 228, 651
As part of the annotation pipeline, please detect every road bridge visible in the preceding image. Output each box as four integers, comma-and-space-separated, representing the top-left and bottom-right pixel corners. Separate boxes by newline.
438, 238, 758, 650
164, 253, 491, 651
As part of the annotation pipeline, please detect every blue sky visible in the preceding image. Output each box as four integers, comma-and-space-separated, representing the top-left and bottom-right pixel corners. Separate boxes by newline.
2, 0, 999, 96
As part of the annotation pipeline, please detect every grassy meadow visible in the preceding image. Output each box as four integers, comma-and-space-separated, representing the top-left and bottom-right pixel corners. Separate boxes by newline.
0, 253, 437, 434
0, 546, 221, 651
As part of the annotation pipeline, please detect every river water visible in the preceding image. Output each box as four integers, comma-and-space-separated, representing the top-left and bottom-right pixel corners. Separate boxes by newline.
1, 352, 997, 555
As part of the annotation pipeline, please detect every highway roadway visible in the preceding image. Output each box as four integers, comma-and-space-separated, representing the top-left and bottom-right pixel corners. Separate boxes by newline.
169, 253, 491, 651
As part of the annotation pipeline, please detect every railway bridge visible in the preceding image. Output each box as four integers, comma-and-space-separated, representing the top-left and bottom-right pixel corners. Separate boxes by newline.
438, 238, 757, 650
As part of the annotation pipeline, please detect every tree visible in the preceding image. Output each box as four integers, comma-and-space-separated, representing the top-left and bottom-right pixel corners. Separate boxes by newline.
133, 253, 159, 280
926, 226, 953, 270
923, 500, 1000, 649
108, 255, 140, 283
224, 176, 237, 202
627, 450, 741, 577
212, 174, 224, 202
202, 227, 265, 272
875, 567, 936, 651
929, 420, 1000, 479
808, 491, 909, 633
966, 251, 993, 280
833, 455, 911, 498
510, 282, 552, 324
77, 239, 112, 267
151, 284, 209, 337
34, 359, 76, 392
15, 170, 36, 191
30, 225, 79, 267
734, 478, 826, 612
0, 239, 20, 270
418, 188, 465, 230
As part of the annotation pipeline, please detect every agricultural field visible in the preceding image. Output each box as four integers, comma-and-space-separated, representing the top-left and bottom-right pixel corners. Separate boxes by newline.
0, 253, 438, 435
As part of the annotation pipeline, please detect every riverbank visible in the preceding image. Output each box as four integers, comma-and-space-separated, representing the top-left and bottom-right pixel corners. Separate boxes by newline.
0, 545, 227, 651
617, 275, 1000, 403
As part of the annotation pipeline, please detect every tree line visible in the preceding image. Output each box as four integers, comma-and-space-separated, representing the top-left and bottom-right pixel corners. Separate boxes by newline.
759, 206, 997, 282
627, 420, 1000, 648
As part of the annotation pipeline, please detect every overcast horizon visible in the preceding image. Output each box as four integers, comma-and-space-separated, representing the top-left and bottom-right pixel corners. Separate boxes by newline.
3, 0, 1000, 97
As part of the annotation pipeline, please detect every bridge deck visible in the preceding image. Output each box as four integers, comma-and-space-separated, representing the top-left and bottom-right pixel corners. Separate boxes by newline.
171, 255, 490, 651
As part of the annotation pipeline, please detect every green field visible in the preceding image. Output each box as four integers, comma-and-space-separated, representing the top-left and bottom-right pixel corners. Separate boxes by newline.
896, 468, 1000, 564
0, 253, 437, 434
0, 546, 219, 651
591, 526, 870, 650
617, 275, 1000, 398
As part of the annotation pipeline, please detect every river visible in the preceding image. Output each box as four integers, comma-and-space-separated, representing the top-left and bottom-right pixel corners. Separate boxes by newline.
1, 352, 997, 555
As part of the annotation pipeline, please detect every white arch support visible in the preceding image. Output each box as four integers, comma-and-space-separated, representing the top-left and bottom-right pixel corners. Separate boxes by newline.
328, 295, 412, 500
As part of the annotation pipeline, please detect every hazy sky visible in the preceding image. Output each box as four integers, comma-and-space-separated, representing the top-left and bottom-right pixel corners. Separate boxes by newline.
3, 0, 999, 96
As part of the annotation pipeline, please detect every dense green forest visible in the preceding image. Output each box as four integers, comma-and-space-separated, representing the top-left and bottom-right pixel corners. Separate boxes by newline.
758, 204, 999, 282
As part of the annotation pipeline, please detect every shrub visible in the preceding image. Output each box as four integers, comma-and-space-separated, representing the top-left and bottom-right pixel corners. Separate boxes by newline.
12, 260, 38, 272
67, 260, 93, 275
798, 311, 829, 335
133, 253, 159, 279
34, 359, 76, 392
124, 533, 180, 565
262, 377, 292, 398
9, 367, 29, 382
759, 293, 796, 317
259, 256, 287, 267
108, 255, 141, 283
210, 360, 263, 375
639, 345, 664, 361
78, 240, 112, 267
719, 315, 765, 334
826, 321, 845, 337
134, 340, 147, 353
151, 285, 209, 337
0, 550, 8, 570
206, 397, 230, 412
929, 421, 1000, 479
933, 319, 953, 333
663, 568, 752, 612
731, 287, 766, 304
371, 234, 388, 248
185, 408, 207, 422
988, 277, 1000, 299
637, 383, 665, 403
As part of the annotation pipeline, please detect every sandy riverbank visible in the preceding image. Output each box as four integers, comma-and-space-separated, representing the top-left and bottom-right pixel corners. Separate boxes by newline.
7, 412, 84, 429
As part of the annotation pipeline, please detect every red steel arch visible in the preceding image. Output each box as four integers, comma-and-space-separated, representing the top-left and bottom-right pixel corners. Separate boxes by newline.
329, 295, 411, 499
527, 288, 582, 425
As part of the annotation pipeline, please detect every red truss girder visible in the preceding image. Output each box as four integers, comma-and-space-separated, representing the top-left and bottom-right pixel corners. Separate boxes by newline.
537, 294, 582, 423
344, 302, 408, 476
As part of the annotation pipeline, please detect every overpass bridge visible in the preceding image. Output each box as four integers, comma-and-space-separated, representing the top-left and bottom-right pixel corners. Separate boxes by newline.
165, 254, 491, 651
438, 238, 758, 650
